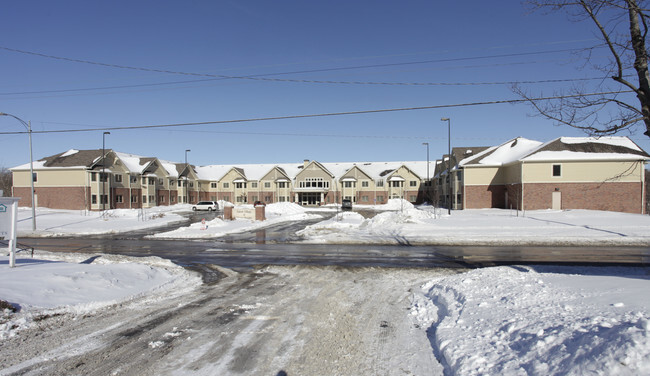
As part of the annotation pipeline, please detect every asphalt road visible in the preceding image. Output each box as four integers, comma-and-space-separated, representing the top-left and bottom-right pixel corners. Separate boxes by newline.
16, 209, 650, 269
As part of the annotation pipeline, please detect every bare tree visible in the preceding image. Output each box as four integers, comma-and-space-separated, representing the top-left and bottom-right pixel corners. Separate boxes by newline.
516, 0, 650, 137
0, 167, 12, 197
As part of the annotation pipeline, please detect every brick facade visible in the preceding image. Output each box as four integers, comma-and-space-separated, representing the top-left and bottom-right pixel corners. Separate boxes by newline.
523, 182, 643, 214
13, 186, 88, 210
464, 185, 507, 209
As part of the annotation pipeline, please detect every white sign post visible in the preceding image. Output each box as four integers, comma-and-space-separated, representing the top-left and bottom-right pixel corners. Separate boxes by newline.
0, 198, 20, 268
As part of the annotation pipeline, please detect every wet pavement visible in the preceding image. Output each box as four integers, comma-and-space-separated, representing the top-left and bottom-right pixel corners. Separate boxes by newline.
17, 209, 650, 269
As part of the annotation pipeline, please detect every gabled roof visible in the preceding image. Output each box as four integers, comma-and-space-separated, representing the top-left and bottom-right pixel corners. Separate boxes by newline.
460, 138, 543, 167
521, 136, 650, 162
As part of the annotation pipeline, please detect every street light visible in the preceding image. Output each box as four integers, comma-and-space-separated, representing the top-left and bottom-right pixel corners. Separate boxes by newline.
441, 117, 451, 215
102, 132, 110, 211
422, 142, 429, 203
185, 149, 191, 204
0, 112, 36, 231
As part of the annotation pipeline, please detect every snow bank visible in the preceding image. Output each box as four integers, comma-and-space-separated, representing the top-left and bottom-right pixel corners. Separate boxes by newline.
298, 208, 650, 245
16, 206, 186, 237
411, 265, 650, 375
151, 202, 319, 239
0, 252, 202, 339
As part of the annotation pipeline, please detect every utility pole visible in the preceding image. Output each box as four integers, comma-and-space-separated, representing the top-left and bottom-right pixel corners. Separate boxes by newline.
441, 118, 451, 215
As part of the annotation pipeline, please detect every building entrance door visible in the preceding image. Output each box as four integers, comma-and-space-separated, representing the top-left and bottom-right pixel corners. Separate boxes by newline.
552, 191, 562, 210
298, 192, 321, 206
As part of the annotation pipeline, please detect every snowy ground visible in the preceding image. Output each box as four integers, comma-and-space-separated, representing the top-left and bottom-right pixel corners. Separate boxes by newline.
15, 205, 188, 237
2, 200, 649, 374
299, 200, 650, 246
1, 254, 648, 375
0, 251, 201, 340
149, 202, 321, 239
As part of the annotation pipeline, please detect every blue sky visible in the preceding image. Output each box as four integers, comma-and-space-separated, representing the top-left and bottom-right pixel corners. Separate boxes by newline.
1, 1, 648, 168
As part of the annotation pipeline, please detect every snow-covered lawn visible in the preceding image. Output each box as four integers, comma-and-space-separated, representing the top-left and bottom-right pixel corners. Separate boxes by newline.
149, 202, 321, 239
16, 205, 187, 237
0, 252, 201, 339
299, 200, 650, 245
411, 265, 650, 375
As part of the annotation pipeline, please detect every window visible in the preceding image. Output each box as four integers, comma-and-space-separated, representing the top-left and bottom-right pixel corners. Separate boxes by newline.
361, 181, 369, 188
159, 178, 164, 185
169, 179, 175, 186
279, 196, 286, 202
189, 182, 194, 188
32, 172, 37, 182
377, 195, 384, 202
278, 182, 286, 188
344, 181, 353, 188
148, 178, 155, 185
210, 195, 216, 201
149, 195, 155, 203
100, 195, 108, 204
390, 181, 403, 188
236, 196, 244, 203
409, 195, 417, 202
235, 182, 246, 189
410, 181, 417, 187
170, 196, 175, 203
116, 195, 123, 203
264, 195, 272, 202
553, 164, 561, 177
362, 196, 369, 202
91, 172, 97, 182
264, 182, 271, 188
142, 177, 147, 185
223, 182, 230, 188
223, 195, 230, 202
252, 196, 258, 202
251, 182, 258, 188
131, 195, 138, 203
142, 195, 147, 203
131, 175, 138, 183
91, 195, 97, 204
376, 180, 384, 187
211, 182, 217, 189
298, 177, 329, 189
100, 173, 108, 182
115, 174, 123, 183
159, 196, 165, 203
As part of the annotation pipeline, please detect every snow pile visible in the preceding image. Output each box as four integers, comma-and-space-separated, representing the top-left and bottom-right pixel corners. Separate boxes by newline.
152, 202, 319, 239
299, 208, 650, 245
411, 265, 650, 375
17, 206, 185, 237
301, 212, 365, 234
379, 199, 415, 211
0, 252, 201, 339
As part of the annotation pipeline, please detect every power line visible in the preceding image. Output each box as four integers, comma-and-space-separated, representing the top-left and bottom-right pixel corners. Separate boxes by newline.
0, 91, 631, 135
0, 45, 588, 87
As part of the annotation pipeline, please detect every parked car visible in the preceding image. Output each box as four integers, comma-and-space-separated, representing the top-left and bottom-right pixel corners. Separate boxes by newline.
341, 199, 353, 211
192, 201, 219, 211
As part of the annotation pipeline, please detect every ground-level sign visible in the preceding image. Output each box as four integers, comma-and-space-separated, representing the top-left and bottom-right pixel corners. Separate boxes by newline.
0, 198, 20, 268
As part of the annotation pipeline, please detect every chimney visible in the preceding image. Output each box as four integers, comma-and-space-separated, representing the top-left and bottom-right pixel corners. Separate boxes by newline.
303, 159, 309, 168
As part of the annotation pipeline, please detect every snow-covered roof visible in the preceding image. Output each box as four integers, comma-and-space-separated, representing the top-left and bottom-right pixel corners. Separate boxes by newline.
461, 138, 543, 166
521, 136, 650, 162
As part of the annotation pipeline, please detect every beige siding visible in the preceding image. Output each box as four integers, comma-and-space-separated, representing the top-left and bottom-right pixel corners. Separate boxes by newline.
463, 166, 506, 185
14, 169, 87, 187
523, 161, 643, 183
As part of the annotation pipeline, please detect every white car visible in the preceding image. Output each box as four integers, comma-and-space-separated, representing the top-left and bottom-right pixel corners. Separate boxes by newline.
192, 201, 219, 211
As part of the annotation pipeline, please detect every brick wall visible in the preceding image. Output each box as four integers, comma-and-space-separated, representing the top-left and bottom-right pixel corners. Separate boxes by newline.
523, 182, 643, 213
13, 186, 88, 210
465, 185, 507, 209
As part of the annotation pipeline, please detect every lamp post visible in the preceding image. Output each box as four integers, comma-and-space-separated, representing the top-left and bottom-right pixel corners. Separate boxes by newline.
102, 132, 110, 211
0, 112, 36, 231
441, 117, 451, 215
422, 142, 429, 203
185, 149, 191, 204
